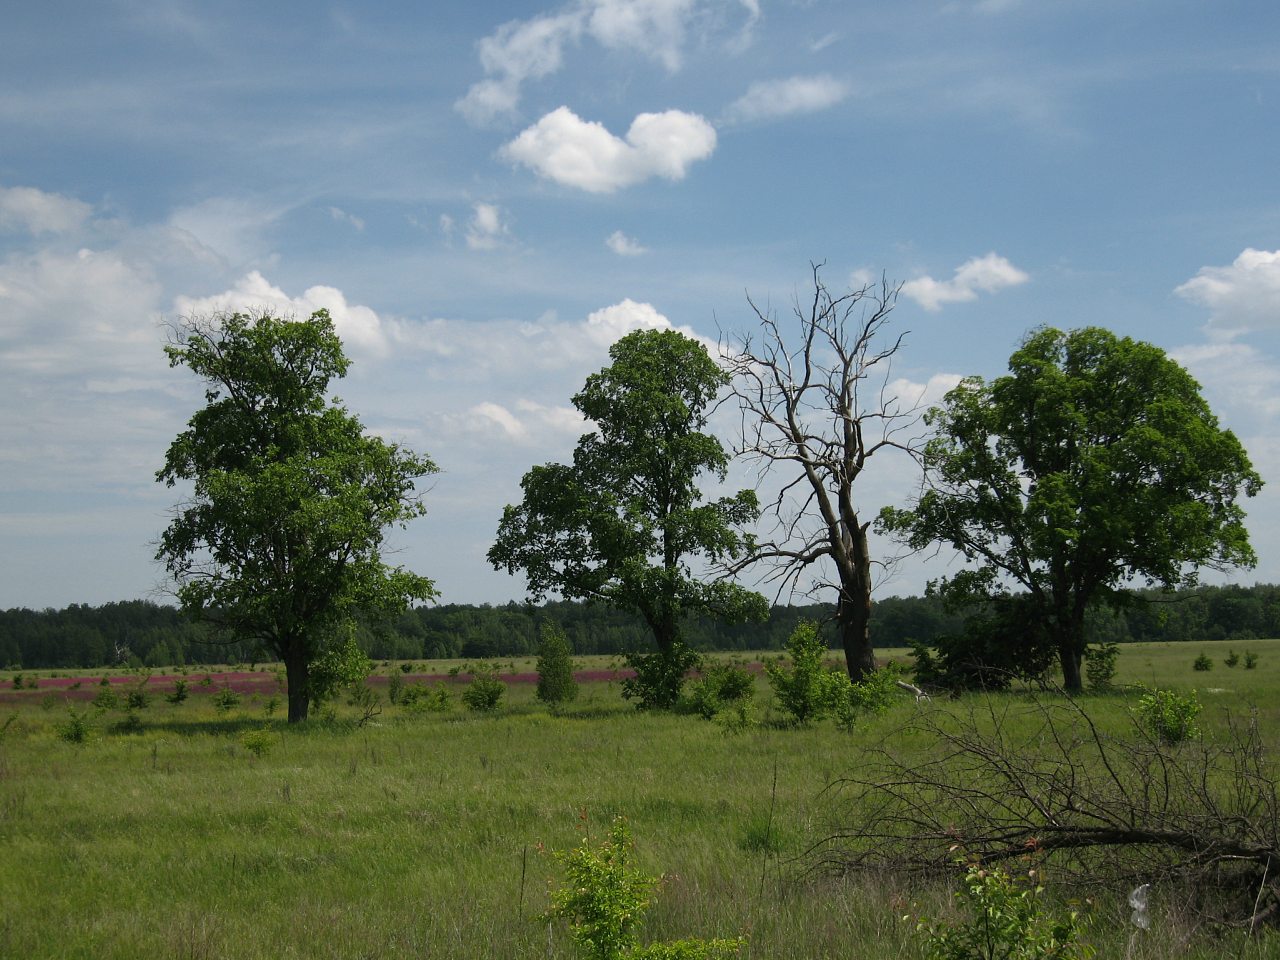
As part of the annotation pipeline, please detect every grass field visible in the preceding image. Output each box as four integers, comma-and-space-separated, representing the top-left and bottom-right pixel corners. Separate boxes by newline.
3, 640, 1280, 959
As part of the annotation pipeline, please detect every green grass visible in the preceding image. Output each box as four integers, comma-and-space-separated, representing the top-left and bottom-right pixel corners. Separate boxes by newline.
2, 643, 1280, 958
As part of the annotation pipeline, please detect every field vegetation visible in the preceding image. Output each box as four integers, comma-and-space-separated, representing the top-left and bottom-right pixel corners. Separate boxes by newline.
4, 641, 1280, 958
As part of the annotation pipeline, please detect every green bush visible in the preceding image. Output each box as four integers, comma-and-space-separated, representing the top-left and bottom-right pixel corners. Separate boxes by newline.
462, 668, 505, 712
918, 861, 1092, 960
1136, 687, 1201, 744
239, 727, 274, 758
1245, 651, 1260, 670
125, 689, 149, 710
536, 621, 579, 706
92, 687, 119, 711
1192, 653, 1213, 672
57, 707, 92, 744
401, 681, 453, 713
165, 679, 189, 704
212, 687, 241, 713
1083, 642, 1118, 690
386, 669, 405, 705
1224, 650, 1240, 668
310, 629, 373, 707
622, 644, 701, 711
543, 817, 744, 960
685, 664, 754, 720
765, 622, 833, 724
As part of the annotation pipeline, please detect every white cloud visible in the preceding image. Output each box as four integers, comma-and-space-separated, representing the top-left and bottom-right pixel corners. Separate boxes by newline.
502, 106, 716, 193
327, 206, 365, 231
901, 253, 1029, 312
1172, 340, 1280, 419
809, 32, 839, 53
606, 230, 647, 255
584, 298, 675, 344
174, 271, 390, 356
167, 197, 283, 269
1174, 249, 1280, 332
724, 75, 850, 123
465, 202, 511, 250
470, 401, 528, 440
457, 0, 757, 124
0, 185, 93, 236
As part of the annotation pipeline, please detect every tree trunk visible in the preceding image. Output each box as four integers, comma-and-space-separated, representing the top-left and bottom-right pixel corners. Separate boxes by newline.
837, 588, 876, 682
1057, 633, 1083, 694
284, 645, 310, 723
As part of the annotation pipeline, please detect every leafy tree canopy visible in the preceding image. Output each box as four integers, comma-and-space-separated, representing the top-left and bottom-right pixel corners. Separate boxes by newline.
488, 329, 766, 701
156, 309, 437, 721
879, 325, 1262, 691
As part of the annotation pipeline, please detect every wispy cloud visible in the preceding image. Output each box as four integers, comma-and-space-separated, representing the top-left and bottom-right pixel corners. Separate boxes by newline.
605, 230, 647, 255
723, 74, 850, 124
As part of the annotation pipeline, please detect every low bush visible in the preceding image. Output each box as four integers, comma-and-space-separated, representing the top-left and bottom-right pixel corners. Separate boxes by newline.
462, 668, 505, 713
1135, 687, 1201, 744
536, 621, 578, 707
1193, 653, 1213, 672
685, 664, 754, 720
622, 644, 701, 711
212, 687, 241, 714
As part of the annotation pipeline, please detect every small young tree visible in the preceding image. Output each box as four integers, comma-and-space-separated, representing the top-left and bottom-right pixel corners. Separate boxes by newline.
535, 621, 578, 706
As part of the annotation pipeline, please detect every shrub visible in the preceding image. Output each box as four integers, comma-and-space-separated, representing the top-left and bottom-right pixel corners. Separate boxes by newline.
401, 682, 453, 713
685, 664, 754, 720
462, 668, 505, 712
165, 679, 189, 704
239, 727, 274, 758
263, 695, 280, 717
57, 707, 92, 744
1193, 653, 1213, 672
1136, 687, 1201, 744
543, 817, 744, 960
386, 669, 405, 705
92, 687, 119, 711
765, 622, 833, 724
212, 687, 241, 713
1083, 642, 1118, 690
310, 629, 372, 707
1245, 651, 1259, 670
1224, 650, 1240, 668
918, 861, 1092, 960
622, 644, 701, 711
11, 674, 23, 690
125, 689, 149, 711
536, 621, 579, 707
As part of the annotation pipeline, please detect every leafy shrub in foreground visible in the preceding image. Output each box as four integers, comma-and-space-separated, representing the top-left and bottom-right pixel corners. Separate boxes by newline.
543, 817, 744, 960
212, 687, 241, 713
918, 861, 1092, 960
765, 621, 832, 724
1083, 642, 1118, 690
57, 707, 93, 744
685, 664, 754, 720
1136, 687, 1201, 744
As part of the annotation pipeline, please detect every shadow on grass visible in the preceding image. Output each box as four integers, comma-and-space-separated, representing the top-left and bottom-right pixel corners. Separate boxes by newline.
108, 716, 289, 738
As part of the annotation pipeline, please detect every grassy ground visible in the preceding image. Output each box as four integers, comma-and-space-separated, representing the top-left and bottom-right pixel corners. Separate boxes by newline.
2, 641, 1280, 958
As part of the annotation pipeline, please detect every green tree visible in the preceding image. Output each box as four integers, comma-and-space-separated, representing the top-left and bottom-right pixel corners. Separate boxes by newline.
156, 309, 437, 722
880, 326, 1261, 692
535, 620, 579, 706
488, 329, 766, 707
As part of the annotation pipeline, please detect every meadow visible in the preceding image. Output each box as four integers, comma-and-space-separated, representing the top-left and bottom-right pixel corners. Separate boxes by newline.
3, 640, 1280, 959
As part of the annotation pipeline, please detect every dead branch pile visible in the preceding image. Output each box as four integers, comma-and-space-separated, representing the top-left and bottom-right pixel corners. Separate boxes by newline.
816, 695, 1280, 928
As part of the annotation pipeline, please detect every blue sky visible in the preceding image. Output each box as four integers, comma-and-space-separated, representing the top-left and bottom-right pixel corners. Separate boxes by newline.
2, 0, 1278, 611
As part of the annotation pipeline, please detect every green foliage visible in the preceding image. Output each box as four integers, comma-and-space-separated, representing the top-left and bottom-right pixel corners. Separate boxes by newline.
92, 687, 119, 710
239, 727, 274, 759
155, 308, 437, 722
56, 707, 92, 744
400, 681, 453, 713
765, 622, 835, 724
386, 669, 405, 704
622, 645, 701, 710
309, 629, 373, 707
1136, 687, 1201, 744
165, 678, 189, 704
880, 326, 1262, 692
1225, 650, 1240, 668
919, 862, 1092, 960
462, 668, 505, 712
1083, 642, 1118, 690
490, 329, 766, 675
1245, 651, 1259, 670
543, 817, 744, 960
11, 673, 23, 690
1192, 653, 1213, 672
685, 663, 755, 720
212, 687, 241, 714
912, 597, 1058, 693
536, 621, 579, 706
125, 689, 149, 710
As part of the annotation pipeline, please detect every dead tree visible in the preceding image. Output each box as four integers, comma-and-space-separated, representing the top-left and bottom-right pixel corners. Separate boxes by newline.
816, 695, 1280, 930
722, 263, 917, 681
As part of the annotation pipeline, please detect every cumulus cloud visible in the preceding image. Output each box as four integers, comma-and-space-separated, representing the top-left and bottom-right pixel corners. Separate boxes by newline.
723, 75, 850, 123
457, 0, 755, 124
1172, 340, 1280, 418
466, 202, 511, 250
584, 298, 675, 344
1174, 249, 1280, 332
606, 230, 647, 255
901, 253, 1029, 312
502, 106, 716, 192
0, 185, 93, 236
174, 271, 390, 356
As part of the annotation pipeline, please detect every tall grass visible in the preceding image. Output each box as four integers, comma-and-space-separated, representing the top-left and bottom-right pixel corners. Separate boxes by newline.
1, 642, 1279, 958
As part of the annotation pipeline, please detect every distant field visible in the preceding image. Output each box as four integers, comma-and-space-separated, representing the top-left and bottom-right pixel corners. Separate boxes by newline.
2, 640, 1280, 959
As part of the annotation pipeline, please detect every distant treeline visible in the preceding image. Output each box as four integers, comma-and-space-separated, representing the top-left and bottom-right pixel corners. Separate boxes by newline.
3, 582, 1279, 670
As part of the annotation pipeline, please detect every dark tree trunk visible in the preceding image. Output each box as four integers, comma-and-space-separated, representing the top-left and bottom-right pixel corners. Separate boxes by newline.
1056, 631, 1084, 694
284, 645, 311, 723
837, 589, 876, 682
